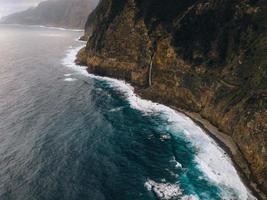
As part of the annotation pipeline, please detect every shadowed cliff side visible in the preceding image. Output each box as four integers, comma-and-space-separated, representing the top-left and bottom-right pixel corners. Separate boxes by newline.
77, 0, 267, 198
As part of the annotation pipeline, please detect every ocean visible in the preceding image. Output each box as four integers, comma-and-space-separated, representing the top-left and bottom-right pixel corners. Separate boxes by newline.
0, 25, 256, 200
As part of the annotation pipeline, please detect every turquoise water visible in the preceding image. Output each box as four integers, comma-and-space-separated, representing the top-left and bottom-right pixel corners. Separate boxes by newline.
0, 25, 255, 200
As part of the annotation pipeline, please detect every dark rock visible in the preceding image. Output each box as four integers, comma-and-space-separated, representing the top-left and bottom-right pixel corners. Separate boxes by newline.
78, 0, 267, 198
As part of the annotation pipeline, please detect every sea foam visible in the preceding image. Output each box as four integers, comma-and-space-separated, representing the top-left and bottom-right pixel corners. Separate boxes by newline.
62, 44, 256, 200
39, 25, 83, 32
64, 78, 77, 82
144, 179, 199, 200
144, 179, 183, 199
40, 33, 63, 37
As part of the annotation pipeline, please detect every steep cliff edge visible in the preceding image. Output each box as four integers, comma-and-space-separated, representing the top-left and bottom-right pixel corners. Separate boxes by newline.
2, 0, 98, 29
77, 0, 267, 198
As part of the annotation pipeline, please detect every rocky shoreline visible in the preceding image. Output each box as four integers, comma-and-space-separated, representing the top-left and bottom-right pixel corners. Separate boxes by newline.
76, 46, 266, 199
148, 97, 265, 200
77, 0, 267, 198
173, 108, 265, 200
77, 59, 265, 199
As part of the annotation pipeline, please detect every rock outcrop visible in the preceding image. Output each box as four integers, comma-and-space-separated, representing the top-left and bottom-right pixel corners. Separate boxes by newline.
77, 0, 267, 198
2, 0, 98, 29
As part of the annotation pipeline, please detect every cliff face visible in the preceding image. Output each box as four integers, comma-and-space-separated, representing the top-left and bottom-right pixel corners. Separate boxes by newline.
2, 0, 98, 28
77, 0, 267, 197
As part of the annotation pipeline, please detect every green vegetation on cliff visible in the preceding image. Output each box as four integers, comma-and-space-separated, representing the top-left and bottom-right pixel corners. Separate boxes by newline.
77, 0, 267, 198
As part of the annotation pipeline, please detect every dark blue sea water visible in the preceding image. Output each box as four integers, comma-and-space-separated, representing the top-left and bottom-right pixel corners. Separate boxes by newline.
0, 25, 256, 200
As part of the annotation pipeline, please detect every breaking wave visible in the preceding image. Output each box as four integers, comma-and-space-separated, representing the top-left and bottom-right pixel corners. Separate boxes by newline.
62, 44, 256, 200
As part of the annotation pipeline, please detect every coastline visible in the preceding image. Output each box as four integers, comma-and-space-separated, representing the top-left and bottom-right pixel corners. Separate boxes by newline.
0, 24, 83, 32
85, 69, 264, 200
171, 108, 266, 200
72, 45, 263, 199
134, 87, 265, 200
38, 25, 83, 32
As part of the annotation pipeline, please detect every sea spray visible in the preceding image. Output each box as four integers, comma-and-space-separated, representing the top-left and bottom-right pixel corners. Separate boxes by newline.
62, 44, 256, 200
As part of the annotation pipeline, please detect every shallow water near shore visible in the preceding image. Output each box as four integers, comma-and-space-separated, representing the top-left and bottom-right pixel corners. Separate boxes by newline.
0, 25, 256, 200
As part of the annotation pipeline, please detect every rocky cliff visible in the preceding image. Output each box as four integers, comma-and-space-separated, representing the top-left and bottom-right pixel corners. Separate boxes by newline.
77, 0, 267, 198
2, 0, 98, 28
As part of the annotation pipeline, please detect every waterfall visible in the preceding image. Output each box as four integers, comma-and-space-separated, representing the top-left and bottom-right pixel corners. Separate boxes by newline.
148, 52, 155, 87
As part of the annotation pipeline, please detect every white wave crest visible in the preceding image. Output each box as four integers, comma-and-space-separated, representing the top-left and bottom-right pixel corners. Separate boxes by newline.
40, 33, 63, 37
39, 25, 83, 32
144, 179, 183, 199
181, 195, 199, 200
64, 78, 77, 82
62, 45, 256, 200
160, 134, 171, 141
144, 179, 198, 200
109, 107, 124, 112
170, 156, 183, 169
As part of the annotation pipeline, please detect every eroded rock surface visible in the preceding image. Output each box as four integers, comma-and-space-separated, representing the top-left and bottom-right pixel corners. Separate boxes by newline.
77, 0, 267, 197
